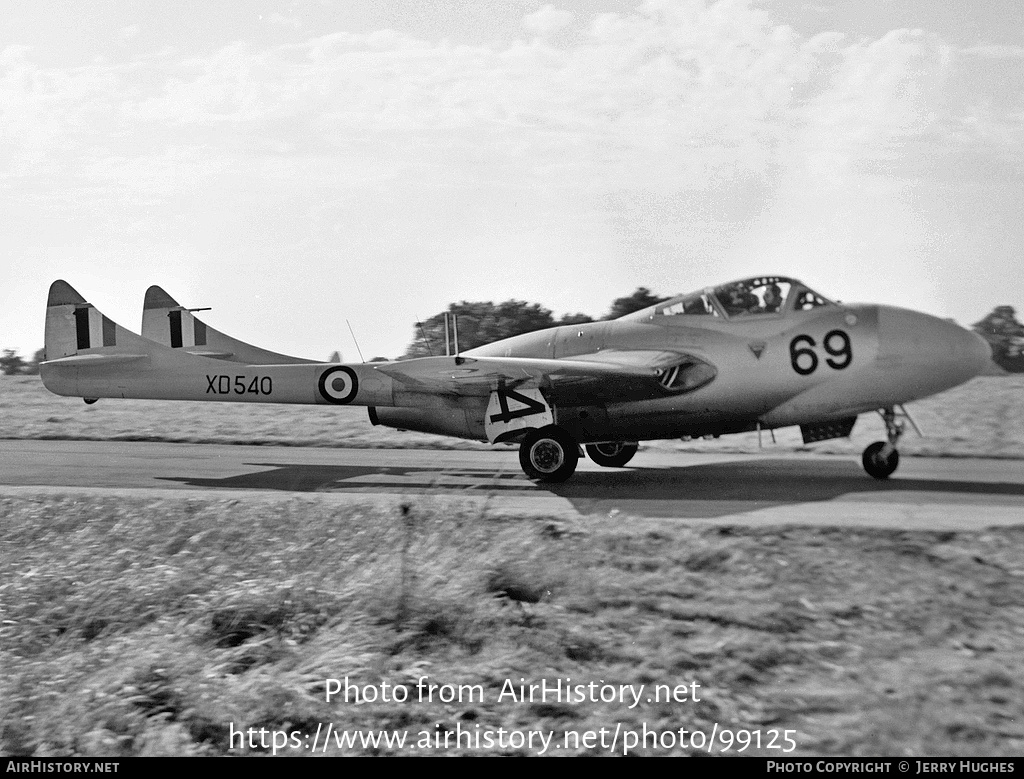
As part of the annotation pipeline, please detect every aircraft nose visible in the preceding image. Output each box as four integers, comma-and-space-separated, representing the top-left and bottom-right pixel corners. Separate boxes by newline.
876, 306, 991, 389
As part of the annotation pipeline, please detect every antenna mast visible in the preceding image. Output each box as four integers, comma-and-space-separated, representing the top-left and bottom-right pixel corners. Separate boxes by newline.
345, 320, 366, 363
416, 317, 434, 357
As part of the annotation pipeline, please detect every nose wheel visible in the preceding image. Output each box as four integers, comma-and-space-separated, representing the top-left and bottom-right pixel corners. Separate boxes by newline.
519, 425, 579, 483
862, 407, 905, 479
862, 440, 900, 479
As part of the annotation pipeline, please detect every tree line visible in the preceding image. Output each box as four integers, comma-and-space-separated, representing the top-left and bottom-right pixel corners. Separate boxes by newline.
3, 294, 1022, 373
972, 306, 1024, 373
0, 348, 46, 376
402, 287, 667, 359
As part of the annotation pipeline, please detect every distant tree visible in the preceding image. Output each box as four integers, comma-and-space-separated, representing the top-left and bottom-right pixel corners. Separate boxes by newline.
558, 312, 595, 326
604, 287, 669, 320
403, 288, 676, 357
0, 349, 26, 375
23, 348, 45, 375
973, 305, 1024, 373
404, 300, 593, 358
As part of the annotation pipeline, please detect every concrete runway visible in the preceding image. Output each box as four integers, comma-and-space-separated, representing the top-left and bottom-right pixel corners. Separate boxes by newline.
1, 440, 1023, 528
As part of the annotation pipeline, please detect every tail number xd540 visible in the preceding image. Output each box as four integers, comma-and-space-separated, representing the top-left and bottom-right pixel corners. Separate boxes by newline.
789, 330, 852, 376
206, 375, 273, 395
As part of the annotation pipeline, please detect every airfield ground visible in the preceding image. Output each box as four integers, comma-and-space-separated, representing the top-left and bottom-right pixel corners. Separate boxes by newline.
2, 374, 1023, 458
1, 374, 1023, 756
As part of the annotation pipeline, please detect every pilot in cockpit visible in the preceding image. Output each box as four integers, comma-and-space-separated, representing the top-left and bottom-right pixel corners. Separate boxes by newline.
724, 284, 758, 315
762, 283, 783, 313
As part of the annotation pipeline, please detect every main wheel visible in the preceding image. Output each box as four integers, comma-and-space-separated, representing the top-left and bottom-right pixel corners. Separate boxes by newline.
585, 441, 639, 468
862, 441, 899, 479
519, 426, 579, 483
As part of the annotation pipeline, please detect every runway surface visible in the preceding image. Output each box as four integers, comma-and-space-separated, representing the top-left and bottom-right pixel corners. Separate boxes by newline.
1, 440, 1023, 528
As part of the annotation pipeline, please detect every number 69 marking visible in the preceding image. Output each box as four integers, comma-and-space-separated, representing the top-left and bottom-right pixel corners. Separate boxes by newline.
823, 329, 852, 369
789, 329, 852, 376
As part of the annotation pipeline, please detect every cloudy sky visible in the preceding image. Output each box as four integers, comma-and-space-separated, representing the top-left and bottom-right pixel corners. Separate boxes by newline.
3, 0, 1022, 361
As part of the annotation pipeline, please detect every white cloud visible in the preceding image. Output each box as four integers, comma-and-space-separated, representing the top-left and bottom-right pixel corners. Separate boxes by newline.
2, 1, 1023, 357
962, 44, 1024, 59
2, 6, 1014, 184
1, 4, 1017, 228
268, 13, 303, 31
795, 29, 954, 171
118, 25, 140, 44
523, 5, 574, 37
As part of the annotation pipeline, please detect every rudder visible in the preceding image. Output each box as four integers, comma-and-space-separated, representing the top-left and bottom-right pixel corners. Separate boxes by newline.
46, 280, 127, 360
142, 285, 316, 364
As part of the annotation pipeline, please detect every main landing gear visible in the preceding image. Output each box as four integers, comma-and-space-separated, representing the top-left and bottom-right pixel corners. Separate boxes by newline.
585, 441, 639, 468
519, 426, 579, 483
862, 407, 904, 479
519, 427, 641, 482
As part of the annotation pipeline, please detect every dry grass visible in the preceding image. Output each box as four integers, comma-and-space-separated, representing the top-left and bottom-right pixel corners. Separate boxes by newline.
3, 374, 1024, 756
3, 493, 1024, 756
3, 375, 1023, 457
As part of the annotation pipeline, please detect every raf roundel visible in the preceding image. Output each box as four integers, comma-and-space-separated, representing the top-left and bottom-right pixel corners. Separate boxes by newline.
318, 366, 359, 404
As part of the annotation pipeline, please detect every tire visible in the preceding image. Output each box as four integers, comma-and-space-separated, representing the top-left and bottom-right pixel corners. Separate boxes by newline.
519, 426, 579, 483
585, 441, 639, 468
862, 441, 899, 479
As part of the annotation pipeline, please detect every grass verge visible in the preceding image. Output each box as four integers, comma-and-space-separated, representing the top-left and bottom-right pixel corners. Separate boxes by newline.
3, 492, 1024, 756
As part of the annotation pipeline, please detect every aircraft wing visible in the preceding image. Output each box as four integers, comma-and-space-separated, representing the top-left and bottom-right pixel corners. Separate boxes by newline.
562, 349, 691, 371
372, 351, 691, 401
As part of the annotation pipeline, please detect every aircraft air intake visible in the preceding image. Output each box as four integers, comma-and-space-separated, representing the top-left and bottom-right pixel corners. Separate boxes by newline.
656, 358, 716, 393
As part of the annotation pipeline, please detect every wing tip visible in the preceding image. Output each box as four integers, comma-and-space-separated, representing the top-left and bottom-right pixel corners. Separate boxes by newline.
47, 280, 87, 307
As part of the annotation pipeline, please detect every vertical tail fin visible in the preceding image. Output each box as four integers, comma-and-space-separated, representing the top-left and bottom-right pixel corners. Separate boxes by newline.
142, 285, 317, 364
45, 280, 142, 361
43, 280, 153, 396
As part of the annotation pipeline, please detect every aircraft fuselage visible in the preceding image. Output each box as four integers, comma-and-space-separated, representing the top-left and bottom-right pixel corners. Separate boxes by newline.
40, 276, 992, 482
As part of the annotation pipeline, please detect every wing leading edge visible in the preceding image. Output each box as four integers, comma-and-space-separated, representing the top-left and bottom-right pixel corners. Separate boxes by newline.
373, 350, 709, 402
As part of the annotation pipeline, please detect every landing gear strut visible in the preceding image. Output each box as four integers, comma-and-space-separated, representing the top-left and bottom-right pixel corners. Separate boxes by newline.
519, 425, 579, 483
585, 441, 639, 468
862, 407, 903, 479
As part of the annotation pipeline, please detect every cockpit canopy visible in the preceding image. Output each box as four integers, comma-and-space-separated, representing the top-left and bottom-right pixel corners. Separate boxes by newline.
631, 276, 834, 321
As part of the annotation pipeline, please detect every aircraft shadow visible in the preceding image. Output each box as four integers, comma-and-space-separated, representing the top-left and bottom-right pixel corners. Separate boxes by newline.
549, 459, 1024, 518
157, 463, 532, 494
157, 458, 1024, 519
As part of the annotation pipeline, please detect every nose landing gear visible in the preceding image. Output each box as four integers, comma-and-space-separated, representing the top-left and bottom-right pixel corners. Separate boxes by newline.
862, 439, 900, 479
862, 407, 907, 479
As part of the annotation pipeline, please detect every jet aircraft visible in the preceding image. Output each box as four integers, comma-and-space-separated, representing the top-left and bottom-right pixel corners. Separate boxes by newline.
40, 277, 991, 483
